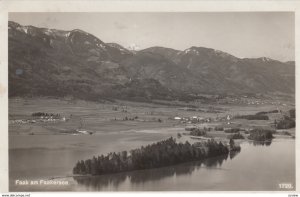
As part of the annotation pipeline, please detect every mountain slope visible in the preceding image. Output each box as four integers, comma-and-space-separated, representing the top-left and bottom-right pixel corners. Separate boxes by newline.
8, 21, 295, 102
141, 46, 294, 94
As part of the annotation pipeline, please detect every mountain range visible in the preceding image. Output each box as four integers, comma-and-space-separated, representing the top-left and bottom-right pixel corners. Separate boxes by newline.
8, 21, 295, 102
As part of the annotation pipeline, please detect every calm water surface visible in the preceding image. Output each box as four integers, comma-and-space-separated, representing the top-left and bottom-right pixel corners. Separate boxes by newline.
9, 133, 295, 191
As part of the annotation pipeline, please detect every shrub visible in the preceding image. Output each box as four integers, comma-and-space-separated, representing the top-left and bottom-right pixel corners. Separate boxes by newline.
177, 133, 182, 138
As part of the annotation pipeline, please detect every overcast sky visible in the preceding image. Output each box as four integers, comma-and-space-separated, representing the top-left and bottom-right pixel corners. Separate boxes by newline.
9, 12, 294, 61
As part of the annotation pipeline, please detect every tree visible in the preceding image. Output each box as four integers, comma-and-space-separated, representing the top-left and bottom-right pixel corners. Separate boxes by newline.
91, 156, 97, 175
229, 139, 235, 149
177, 133, 182, 138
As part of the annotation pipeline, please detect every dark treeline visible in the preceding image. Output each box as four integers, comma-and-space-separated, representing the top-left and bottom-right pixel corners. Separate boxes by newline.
185, 127, 212, 132
255, 110, 279, 115
235, 114, 269, 120
73, 137, 232, 175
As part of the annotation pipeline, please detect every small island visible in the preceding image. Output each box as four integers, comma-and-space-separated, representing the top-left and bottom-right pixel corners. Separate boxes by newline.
73, 137, 240, 176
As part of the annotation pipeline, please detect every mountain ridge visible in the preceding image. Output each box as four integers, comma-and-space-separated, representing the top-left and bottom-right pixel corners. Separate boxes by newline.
8, 21, 295, 102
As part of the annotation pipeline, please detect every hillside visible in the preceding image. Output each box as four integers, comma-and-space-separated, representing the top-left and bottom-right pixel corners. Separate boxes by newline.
8, 21, 295, 102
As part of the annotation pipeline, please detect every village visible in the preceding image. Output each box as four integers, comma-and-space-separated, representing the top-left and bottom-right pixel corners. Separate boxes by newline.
9, 112, 67, 124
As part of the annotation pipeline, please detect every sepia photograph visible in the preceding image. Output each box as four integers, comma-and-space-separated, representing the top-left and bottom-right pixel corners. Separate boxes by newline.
3, 7, 297, 193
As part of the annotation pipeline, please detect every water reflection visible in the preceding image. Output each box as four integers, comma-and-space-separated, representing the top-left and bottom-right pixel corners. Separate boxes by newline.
202, 154, 229, 167
73, 153, 232, 190
74, 173, 127, 190
229, 149, 241, 160
249, 140, 272, 146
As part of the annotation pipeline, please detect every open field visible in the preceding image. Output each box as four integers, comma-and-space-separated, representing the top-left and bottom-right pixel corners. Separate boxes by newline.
9, 96, 295, 138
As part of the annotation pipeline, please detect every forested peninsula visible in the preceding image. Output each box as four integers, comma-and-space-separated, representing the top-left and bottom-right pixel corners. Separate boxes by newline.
73, 137, 240, 175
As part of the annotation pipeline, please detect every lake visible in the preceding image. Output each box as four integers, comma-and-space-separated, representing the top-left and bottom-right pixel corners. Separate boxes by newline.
9, 132, 295, 191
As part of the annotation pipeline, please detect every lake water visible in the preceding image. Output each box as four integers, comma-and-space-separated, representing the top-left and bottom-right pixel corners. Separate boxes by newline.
9, 133, 295, 191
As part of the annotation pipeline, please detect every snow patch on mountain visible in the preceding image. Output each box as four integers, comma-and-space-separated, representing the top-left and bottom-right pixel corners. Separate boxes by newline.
44, 29, 53, 36
96, 43, 106, 49
16, 26, 28, 34
261, 57, 271, 62
127, 43, 140, 51
184, 48, 199, 55
65, 32, 71, 37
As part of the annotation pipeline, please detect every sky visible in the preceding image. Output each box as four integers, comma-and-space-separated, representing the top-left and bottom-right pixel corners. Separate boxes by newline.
9, 12, 295, 61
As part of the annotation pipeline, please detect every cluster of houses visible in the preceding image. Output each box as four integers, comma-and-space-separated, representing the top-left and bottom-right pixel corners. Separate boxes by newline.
9, 116, 67, 125
10, 119, 36, 124
174, 114, 234, 125
218, 97, 288, 106
173, 116, 212, 124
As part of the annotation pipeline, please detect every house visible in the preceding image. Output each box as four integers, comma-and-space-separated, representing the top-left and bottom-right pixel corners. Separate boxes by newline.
226, 115, 232, 121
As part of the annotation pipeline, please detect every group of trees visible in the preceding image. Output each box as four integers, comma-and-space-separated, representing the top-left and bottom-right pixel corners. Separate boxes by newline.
275, 116, 295, 129
31, 112, 61, 118
73, 137, 232, 175
186, 127, 213, 136
120, 116, 162, 122
247, 129, 274, 141
122, 116, 139, 121
188, 128, 207, 136
275, 109, 295, 129
228, 132, 245, 140
229, 139, 241, 151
